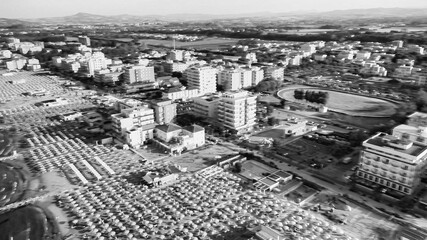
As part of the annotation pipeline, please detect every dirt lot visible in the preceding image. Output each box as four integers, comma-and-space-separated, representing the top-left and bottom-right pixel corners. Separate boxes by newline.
162, 144, 239, 172
307, 191, 400, 240
136, 37, 238, 50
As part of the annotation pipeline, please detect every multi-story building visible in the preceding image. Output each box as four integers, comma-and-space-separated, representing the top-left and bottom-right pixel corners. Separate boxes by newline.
81, 52, 108, 76
150, 99, 177, 124
356, 51, 371, 60
217, 90, 257, 134
251, 67, 264, 86
124, 65, 155, 84
0, 50, 12, 59
6, 58, 27, 70
337, 51, 354, 60
78, 36, 91, 46
185, 66, 217, 94
360, 63, 387, 77
111, 106, 155, 148
405, 44, 424, 55
392, 112, 427, 146
263, 67, 284, 80
6, 37, 20, 44
94, 69, 123, 86
218, 68, 253, 91
192, 94, 221, 118
357, 132, 427, 195
163, 61, 189, 73
391, 40, 404, 48
301, 43, 317, 54
168, 50, 184, 61
163, 87, 201, 101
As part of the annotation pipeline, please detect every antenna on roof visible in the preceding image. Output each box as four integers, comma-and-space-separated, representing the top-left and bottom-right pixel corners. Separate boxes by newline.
172, 35, 176, 50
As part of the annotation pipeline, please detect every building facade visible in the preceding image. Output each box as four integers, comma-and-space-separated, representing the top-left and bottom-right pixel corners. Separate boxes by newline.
185, 66, 217, 94
124, 65, 155, 84
357, 132, 427, 195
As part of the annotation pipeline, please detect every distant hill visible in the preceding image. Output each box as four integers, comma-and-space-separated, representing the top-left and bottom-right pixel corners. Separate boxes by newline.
0, 8, 426, 26
0, 18, 33, 27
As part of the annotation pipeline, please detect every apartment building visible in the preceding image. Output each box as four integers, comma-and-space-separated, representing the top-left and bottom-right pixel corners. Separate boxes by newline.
360, 63, 388, 77
185, 66, 217, 94
162, 87, 201, 101
192, 94, 221, 118
393, 112, 427, 146
150, 99, 177, 124
217, 90, 257, 134
251, 67, 264, 86
357, 132, 427, 195
123, 65, 155, 84
263, 67, 284, 80
78, 36, 91, 46
111, 106, 155, 148
218, 68, 253, 91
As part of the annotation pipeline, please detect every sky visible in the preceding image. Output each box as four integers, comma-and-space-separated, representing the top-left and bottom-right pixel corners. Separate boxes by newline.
3, 0, 427, 18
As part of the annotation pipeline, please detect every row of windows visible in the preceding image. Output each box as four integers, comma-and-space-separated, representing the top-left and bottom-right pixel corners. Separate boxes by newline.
357, 171, 411, 193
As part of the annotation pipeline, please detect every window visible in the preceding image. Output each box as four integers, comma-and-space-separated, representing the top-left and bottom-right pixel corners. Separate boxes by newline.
402, 133, 410, 139
416, 136, 425, 143
392, 183, 396, 189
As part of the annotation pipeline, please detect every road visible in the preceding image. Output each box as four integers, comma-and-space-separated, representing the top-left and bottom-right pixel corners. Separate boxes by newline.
219, 140, 427, 230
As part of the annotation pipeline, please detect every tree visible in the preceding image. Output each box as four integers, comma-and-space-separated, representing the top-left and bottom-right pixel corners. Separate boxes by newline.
233, 162, 243, 173
348, 130, 369, 147
266, 104, 274, 116
267, 117, 279, 126
280, 99, 287, 108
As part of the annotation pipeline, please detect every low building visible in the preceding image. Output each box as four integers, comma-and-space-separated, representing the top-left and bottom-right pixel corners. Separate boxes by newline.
61, 111, 82, 121
142, 171, 179, 187
162, 87, 201, 101
38, 98, 69, 107
254, 170, 293, 193
254, 225, 285, 240
153, 123, 205, 154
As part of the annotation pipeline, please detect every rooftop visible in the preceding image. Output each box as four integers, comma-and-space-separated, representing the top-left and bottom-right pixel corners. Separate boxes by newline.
183, 125, 204, 133
155, 123, 182, 133
365, 133, 427, 157
408, 112, 427, 119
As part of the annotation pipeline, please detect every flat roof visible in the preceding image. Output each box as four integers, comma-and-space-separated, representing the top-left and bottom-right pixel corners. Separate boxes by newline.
366, 134, 427, 156
408, 112, 427, 119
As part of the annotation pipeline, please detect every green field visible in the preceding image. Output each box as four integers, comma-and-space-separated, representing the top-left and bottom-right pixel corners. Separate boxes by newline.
137, 37, 238, 49
278, 87, 397, 117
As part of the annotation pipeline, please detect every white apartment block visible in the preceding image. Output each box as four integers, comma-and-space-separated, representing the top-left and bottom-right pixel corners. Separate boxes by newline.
264, 67, 284, 80
163, 61, 189, 73
357, 133, 427, 195
301, 44, 317, 54
360, 63, 387, 77
337, 51, 354, 60
163, 87, 201, 101
185, 66, 217, 94
168, 50, 185, 61
0, 50, 12, 58
252, 67, 264, 86
111, 106, 155, 148
217, 90, 257, 134
218, 68, 253, 91
124, 65, 155, 84
356, 51, 372, 60
78, 36, 91, 46
405, 44, 424, 55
